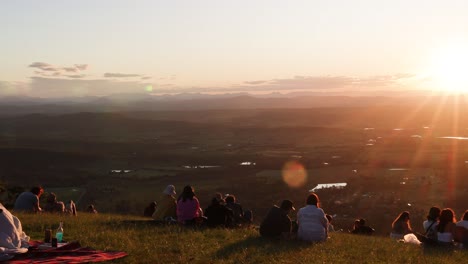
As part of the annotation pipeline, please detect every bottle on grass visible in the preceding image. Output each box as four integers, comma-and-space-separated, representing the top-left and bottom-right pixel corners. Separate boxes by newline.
56, 221, 64, 242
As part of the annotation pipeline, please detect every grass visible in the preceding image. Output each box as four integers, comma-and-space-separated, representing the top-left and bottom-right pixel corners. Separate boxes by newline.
17, 213, 467, 264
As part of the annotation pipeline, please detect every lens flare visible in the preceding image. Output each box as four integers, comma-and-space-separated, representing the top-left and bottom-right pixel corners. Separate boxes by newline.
145, 85, 153, 92
282, 161, 307, 188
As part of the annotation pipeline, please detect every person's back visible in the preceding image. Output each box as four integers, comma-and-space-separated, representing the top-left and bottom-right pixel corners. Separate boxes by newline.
297, 205, 328, 241
153, 195, 177, 221
225, 201, 243, 225
144, 202, 157, 217
423, 219, 438, 240
205, 198, 233, 227
177, 198, 200, 223
259, 200, 294, 239
44, 201, 65, 213
43, 193, 65, 213
14, 187, 44, 213
356, 225, 375, 235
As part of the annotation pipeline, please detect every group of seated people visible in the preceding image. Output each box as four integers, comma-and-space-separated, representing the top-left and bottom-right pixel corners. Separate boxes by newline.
259, 193, 338, 242
390, 207, 468, 247
148, 184, 252, 228
12, 186, 97, 215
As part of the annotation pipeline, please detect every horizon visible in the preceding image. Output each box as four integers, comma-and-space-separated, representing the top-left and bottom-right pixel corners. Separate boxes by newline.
2, 1, 468, 98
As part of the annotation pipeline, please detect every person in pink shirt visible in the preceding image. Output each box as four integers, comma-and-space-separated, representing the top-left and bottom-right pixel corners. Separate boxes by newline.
177, 185, 202, 225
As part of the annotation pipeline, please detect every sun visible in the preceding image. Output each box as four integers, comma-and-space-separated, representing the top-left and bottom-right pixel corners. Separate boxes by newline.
428, 43, 468, 93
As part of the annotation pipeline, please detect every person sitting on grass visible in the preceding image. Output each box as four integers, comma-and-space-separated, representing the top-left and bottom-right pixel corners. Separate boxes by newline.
351, 218, 375, 235
326, 214, 335, 232
43, 192, 65, 213
225, 194, 245, 227
204, 197, 233, 228
437, 208, 457, 246
259, 199, 295, 239
297, 193, 328, 242
65, 200, 77, 216
153, 185, 177, 222
13, 186, 44, 213
144, 201, 157, 217
177, 185, 203, 225
390, 211, 412, 239
423, 206, 441, 241
87, 204, 98, 214
455, 210, 468, 245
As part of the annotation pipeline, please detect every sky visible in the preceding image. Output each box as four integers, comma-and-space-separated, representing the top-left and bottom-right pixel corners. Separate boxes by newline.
1, 0, 468, 98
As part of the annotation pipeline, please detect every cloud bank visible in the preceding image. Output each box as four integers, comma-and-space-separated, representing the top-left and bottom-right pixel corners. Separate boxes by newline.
29, 62, 89, 78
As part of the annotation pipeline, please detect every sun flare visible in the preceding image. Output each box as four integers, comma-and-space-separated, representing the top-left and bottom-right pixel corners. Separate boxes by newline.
428, 43, 468, 93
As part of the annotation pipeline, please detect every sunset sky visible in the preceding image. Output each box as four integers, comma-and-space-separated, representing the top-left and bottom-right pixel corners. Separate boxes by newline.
1, 0, 468, 97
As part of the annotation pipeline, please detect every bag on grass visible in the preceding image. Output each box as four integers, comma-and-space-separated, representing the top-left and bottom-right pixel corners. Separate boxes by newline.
0, 203, 30, 249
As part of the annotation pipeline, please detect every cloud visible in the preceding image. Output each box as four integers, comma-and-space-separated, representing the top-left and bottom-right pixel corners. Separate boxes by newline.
141, 76, 152, 80
244, 80, 268, 85
229, 74, 416, 92
29, 62, 58, 72
28, 77, 153, 97
75, 64, 88, 71
104, 73, 141, 78
64, 74, 86, 79
29, 62, 89, 77
62, 67, 79, 73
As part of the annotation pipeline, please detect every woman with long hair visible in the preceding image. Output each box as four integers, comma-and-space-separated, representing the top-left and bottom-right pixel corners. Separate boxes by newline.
176, 185, 202, 225
437, 208, 457, 245
423, 206, 441, 240
390, 211, 413, 239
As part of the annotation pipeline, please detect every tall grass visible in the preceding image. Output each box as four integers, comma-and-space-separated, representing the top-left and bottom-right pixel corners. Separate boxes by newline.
17, 213, 467, 263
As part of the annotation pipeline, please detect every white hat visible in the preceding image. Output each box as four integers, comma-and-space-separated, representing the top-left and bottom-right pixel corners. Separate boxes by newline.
163, 185, 176, 196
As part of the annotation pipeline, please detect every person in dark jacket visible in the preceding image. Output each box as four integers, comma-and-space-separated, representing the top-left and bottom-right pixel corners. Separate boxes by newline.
205, 197, 233, 227
225, 195, 244, 226
143, 201, 157, 217
260, 200, 295, 239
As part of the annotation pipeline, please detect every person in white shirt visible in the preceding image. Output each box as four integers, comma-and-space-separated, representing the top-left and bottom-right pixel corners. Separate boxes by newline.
297, 193, 328, 242
456, 210, 468, 229
422, 206, 440, 241
456, 210, 468, 244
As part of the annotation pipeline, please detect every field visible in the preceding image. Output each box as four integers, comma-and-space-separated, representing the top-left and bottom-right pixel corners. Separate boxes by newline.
16, 212, 468, 264
1, 106, 468, 237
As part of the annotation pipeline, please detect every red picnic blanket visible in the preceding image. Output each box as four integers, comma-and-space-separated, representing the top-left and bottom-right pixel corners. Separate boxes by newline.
6, 241, 128, 264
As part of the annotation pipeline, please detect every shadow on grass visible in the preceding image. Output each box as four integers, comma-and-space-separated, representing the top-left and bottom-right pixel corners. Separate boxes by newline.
214, 236, 314, 260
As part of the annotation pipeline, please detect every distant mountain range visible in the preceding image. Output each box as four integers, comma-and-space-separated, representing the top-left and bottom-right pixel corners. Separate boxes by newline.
0, 90, 459, 116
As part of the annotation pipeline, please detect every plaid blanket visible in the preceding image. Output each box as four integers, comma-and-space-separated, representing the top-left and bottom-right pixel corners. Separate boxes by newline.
7, 241, 128, 264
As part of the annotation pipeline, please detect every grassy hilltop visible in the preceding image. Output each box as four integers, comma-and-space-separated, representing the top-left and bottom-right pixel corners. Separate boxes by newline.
18, 213, 467, 264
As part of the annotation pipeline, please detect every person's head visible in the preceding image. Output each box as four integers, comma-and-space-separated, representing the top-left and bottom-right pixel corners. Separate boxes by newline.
163, 185, 176, 196
359, 218, 366, 226
211, 197, 220, 206
280, 199, 295, 212
214, 192, 225, 203
439, 208, 456, 223
462, 210, 468, 221
179, 185, 195, 201
326, 214, 333, 223
47, 192, 57, 203
396, 211, 410, 222
31, 186, 44, 197
427, 206, 441, 221
149, 201, 157, 208
392, 211, 410, 228
353, 219, 360, 229
437, 208, 456, 232
225, 195, 236, 204
306, 193, 319, 207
